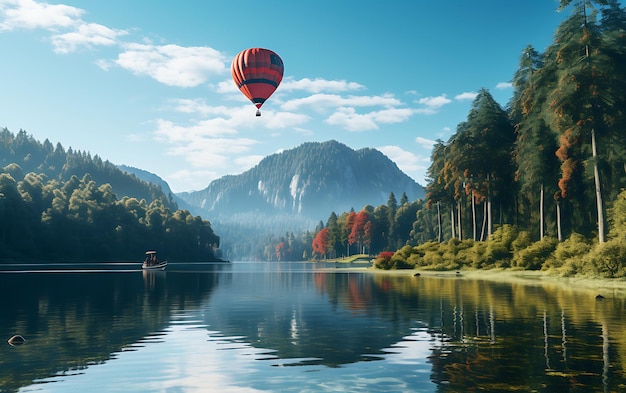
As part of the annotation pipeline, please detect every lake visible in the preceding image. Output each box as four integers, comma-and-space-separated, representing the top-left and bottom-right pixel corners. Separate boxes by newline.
1, 261, 625, 392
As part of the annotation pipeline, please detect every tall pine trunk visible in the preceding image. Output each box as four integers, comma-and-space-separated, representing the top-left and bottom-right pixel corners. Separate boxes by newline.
556, 200, 562, 242
487, 197, 492, 238
450, 202, 456, 239
539, 183, 544, 240
592, 129, 605, 243
480, 200, 487, 241
457, 200, 462, 240
471, 192, 477, 241
437, 201, 442, 243
487, 174, 492, 238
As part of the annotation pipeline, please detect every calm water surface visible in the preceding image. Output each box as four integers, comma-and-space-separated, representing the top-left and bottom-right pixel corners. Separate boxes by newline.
1, 261, 625, 392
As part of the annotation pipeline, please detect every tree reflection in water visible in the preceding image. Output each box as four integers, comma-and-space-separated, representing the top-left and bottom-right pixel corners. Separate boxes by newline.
0, 264, 625, 392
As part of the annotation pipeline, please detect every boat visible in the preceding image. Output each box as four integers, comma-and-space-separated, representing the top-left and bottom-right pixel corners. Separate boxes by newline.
142, 250, 167, 271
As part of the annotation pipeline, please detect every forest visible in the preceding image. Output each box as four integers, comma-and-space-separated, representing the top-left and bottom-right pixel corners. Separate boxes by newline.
303, 0, 626, 277
0, 129, 220, 262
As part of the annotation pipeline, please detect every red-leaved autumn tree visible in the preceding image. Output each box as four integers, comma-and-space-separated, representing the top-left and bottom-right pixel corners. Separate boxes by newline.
348, 211, 373, 254
312, 228, 329, 258
275, 241, 285, 261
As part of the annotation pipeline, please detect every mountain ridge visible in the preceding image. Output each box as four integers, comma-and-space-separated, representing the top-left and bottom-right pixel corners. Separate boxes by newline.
178, 140, 424, 222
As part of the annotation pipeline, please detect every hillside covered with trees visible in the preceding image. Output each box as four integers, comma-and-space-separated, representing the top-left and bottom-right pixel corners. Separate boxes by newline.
177, 140, 424, 261
0, 128, 220, 262
307, 0, 626, 278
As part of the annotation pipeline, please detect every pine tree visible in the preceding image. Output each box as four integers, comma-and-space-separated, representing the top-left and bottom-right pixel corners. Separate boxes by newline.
447, 90, 515, 240
547, 0, 626, 242
511, 45, 561, 240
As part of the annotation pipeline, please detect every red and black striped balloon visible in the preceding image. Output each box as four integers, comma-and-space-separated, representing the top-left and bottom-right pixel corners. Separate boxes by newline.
231, 48, 284, 116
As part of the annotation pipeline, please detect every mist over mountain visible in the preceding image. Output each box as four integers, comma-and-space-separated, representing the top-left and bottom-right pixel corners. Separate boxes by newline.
178, 140, 425, 223
118, 164, 197, 213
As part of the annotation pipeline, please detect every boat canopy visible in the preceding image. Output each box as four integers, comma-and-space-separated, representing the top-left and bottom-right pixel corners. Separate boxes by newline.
145, 250, 157, 255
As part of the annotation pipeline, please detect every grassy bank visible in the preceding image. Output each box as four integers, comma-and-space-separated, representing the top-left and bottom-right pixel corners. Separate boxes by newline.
369, 223, 626, 280
325, 266, 626, 298
317, 254, 372, 263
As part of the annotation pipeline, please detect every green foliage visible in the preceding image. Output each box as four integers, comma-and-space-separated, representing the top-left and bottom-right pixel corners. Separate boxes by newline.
372, 251, 395, 269
477, 225, 517, 267
375, 250, 414, 270
0, 129, 220, 262
282, 3, 626, 267
579, 238, 626, 278
608, 190, 626, 236
353, 3, 626, 277
512, 236, 559, 270
543, 233, 592, 273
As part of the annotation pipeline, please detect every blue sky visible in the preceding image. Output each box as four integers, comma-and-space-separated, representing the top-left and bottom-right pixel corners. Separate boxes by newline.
0, 0, 573, 192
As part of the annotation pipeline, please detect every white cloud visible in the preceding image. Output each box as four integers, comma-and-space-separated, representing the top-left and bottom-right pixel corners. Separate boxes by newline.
114, 43, 227, 87
377, 145, 425, 178
326, 107, 414, 132
154, 118, 238, 141
234, 154, 264, 170
94, 58, 111, 71
0, 0, 83, 31
495, 81, 512, 89
167, 99, 310, 130
216, 77, 365, 103
167, 168, 217, 192
169, 98, 233, 117
413, 108, 437, 115
151, 102, 310, 184
415, 136, 436, 150
215, 79, 240, 94
261, 110, 310, 129
455, 91, 478, 101
51, 22, 127, 53
281, 93, 402, 112
293, 127, 314, 136
162, 133, 259, 171
279, 77, 364, 93
370, 107, 414, 124
383, 145, 431, 185
417, 95, 451, 109
0, 1, 126, 53
154, 116, 259, 177
326, 107, 377, 131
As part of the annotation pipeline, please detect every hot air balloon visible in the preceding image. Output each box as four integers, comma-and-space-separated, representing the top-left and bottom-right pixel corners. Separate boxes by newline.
231, 48, 284, 116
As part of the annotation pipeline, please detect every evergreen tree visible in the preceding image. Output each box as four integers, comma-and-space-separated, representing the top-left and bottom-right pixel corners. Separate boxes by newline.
511, 45, 561, 240
387, 192, 399, 246
425, 140, 452, 241
326, 212, 341, 258
547, 0, 626, 242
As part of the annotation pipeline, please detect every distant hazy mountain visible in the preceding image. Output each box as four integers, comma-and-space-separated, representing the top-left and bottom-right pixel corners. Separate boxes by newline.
178, 140, 425, 222
118, 164, 198, 213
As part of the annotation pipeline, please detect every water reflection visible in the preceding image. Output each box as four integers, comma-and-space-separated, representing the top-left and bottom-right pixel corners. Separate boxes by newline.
373, 274, 626, 392
0, 266, 227, 392
0, 263, 624, 392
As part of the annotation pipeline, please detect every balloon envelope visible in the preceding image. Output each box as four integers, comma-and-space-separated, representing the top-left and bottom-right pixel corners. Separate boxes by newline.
231, 48, 284, 116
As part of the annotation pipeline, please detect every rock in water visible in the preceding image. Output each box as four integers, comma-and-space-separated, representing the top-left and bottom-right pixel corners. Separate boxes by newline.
8, 335, 26, 346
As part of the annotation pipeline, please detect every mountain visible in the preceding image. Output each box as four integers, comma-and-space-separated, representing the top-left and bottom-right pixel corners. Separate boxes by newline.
118, 164, 197, 213
178, 140, 425, 222
0, 128, 220, 262
0, 129, 178, 211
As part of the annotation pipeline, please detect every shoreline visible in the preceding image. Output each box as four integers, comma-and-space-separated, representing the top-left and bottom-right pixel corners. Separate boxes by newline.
329, 266, 626, 298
